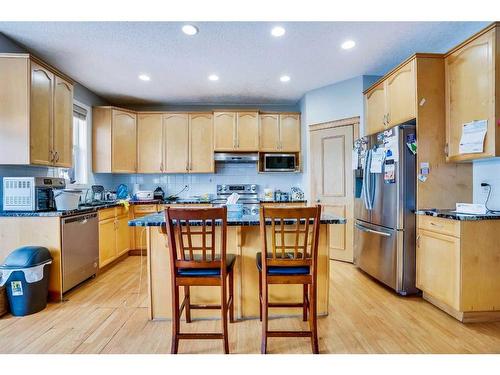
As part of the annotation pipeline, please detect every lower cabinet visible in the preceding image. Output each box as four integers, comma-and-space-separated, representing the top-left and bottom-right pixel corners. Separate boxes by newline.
131, 204, 158, 251
98, 207, 130, 268
416, 215, 500, 322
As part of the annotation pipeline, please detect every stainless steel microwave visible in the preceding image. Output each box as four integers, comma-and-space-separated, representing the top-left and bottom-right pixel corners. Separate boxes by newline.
263, 153, 297, 172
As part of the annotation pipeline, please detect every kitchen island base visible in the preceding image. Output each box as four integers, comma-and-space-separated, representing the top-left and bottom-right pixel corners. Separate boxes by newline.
147, 224, 331, 320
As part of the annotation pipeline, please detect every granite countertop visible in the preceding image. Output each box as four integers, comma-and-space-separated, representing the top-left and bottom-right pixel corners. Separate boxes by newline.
128, 212, 346, 227
415, 209, 500, 221
259, 199, 307, 203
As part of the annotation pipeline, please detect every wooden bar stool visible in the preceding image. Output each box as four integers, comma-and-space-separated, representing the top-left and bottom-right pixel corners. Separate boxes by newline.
162, 206, 236, 354
257, 205, 321, 354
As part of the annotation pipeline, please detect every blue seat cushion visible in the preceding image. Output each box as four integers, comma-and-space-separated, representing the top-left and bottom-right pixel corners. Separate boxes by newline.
177, 254, 236, 276
256, 252, 310, 276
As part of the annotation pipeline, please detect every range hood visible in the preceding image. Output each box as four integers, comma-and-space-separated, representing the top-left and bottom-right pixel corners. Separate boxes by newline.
214, 152, 258, 163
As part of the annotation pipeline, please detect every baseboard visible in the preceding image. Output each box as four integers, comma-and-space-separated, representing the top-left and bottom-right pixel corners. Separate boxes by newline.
423, 292, 500, 323
128, 249, 147, 256
97, 252, 129, 275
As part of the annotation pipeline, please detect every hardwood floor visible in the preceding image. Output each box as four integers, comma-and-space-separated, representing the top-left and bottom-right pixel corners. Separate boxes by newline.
1, 255, 500, 354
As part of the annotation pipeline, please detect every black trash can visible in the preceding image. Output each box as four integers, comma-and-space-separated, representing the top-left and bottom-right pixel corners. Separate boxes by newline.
0, 246, 52, 316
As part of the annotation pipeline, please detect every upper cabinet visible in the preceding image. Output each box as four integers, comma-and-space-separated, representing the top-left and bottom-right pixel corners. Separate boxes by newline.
363, 60, 416, 136
93, 107, 137, 173
445, 24, 499, 162
259, 113, 300, 152
189, 113, 214, 173
0, 54, 73, 167
214, 111, 259, 151
137, 113, 163, 173
163, 113, 189, 173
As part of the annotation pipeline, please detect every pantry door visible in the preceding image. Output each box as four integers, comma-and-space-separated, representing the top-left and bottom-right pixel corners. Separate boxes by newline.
310, 118, 358, 262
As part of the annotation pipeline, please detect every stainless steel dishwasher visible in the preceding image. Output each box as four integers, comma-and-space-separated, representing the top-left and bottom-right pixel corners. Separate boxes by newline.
61, 212, 99, 293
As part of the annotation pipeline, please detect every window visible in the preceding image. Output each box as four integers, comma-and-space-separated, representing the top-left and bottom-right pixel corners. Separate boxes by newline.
59, 104, 89, 185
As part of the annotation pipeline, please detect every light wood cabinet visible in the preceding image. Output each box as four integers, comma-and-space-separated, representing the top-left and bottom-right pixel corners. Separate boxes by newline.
163, 113, 189, 173
214, 112, 236, 151
98, 217, 117, 268
0, 55, 74, 167
92, 107, 137, 173
445, 24, 499, 162
53, 76, 74, 167
214, 111, 259, 151
259, 113, 300, 152
112, 110, 137, 173
189, 113, 214, 173
279, 114, 301, 152
386, 60, 416, 127
259, 114, 280, 151
137, 113, 163, 173
98, 207, 130, 268
30, 62, 54, 166
130, 204, 158, 251
364, 82, 386, 136
416, 215, 500, 322
364, 60, 416, 136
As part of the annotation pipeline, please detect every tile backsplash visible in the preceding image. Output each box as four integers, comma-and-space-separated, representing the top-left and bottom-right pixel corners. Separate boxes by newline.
109, 163, 303, 199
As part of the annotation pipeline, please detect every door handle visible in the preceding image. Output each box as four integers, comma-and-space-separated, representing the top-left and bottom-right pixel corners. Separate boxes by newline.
355, 223, 391, 237
316, 199, 321, 203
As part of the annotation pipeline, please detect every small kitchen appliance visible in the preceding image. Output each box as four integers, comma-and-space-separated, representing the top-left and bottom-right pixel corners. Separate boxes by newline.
135, 190, 154, 201
3, 177, 65, 211
91, 185, 105, 201
263, 153, 297, 172
153, 187, 165, 200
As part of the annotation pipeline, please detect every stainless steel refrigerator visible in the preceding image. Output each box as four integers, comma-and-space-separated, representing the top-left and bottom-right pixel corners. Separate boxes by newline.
353, 123, 418, 295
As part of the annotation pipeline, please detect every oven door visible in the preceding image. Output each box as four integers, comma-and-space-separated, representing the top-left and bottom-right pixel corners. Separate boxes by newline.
264, 154, 296, 172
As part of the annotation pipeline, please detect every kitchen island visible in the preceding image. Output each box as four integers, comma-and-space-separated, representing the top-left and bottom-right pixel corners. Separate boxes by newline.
129, 212, 346, 320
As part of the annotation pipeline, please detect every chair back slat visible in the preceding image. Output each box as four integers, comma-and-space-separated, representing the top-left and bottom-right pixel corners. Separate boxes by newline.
260, 205, 321, 270
162, 206, 228, 277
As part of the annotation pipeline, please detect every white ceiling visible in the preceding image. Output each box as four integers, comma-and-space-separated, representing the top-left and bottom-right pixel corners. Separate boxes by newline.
0, 22, 489, 106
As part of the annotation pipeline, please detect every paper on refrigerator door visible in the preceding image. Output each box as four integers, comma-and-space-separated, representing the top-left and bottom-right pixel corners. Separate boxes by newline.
352, 149, 359, 170
384, 135, 399, 162
370, 148, 385, 174
459, 120, 487, 154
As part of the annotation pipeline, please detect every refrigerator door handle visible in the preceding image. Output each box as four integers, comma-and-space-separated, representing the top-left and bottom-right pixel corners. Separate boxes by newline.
355, 222, 392, 237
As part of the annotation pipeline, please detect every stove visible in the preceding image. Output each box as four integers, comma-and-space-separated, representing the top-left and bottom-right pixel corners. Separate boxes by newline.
213, 184, 260, 215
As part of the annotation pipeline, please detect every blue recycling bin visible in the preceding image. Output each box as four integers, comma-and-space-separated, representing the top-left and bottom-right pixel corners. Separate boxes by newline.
0, 246, 52, 316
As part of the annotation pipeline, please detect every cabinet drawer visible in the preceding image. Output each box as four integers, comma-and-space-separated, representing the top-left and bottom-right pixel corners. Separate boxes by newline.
98, 207, 116, 221
418, 215, 460, 237
133, 204, 157, 214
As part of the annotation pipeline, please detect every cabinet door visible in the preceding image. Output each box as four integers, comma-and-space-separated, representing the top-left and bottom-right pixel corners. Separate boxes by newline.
137, 113, 163, 173
164, 113, 189, 173
259, 114, 280, 151
364, 82, 386, 136
214, 112, 235, 151
416, 229, 461, 310
279, 114, 301, 152
112, 110, 137, 173
236, 112, 259, 151
189, 113, 214, 173
53, 76, 73, 168
98, 218, 117, 268
445, 29, 495, 161
386, 60, 416, 127
30, 62, 54, 166
115, 215, 130, 257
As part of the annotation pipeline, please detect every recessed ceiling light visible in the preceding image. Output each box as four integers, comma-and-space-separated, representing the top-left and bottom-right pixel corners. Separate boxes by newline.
341, 40, 356, 50
271, 26, 286, 37
280, 75, 291, 83
182, 24, 198, 36
208, 74, 219, 81
138, 74, 151, 81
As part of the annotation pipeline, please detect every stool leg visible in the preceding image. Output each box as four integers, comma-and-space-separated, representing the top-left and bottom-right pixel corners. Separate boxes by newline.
309, 283, 319, 354
261, 281, 268, 354
184, 286, 191, 323
229, 270, 235, 323
258, 270, 262, 321
221, 278, 230, 354
302, 284, 308, 322
171, 285, 180, 354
